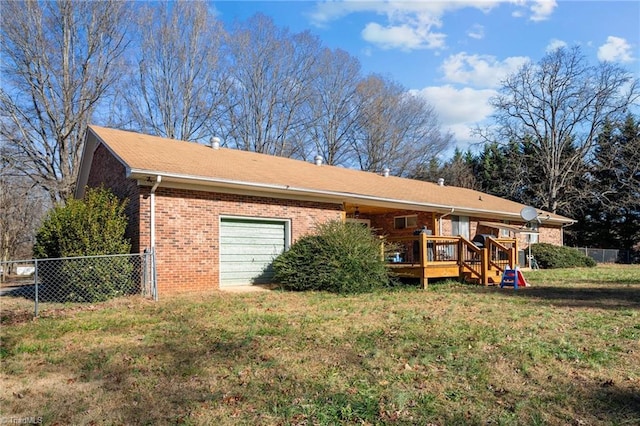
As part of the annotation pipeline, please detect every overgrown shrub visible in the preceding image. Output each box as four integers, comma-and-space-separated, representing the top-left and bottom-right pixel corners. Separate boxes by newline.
530, 243, 597, 269
273, 221, 393, 293
33, 187, 134, 302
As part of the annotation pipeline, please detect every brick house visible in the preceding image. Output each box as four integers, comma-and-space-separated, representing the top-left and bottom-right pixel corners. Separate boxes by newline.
76, 126, 574, 294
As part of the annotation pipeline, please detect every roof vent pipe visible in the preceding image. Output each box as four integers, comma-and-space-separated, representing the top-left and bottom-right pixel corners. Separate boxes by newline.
382, 168, 390, 177
437, 178, 445, 186
210, 137, 221, 149
314, 155, 323, 166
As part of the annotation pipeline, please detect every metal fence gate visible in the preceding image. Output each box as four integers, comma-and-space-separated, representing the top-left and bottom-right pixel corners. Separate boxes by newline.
0, 252, 156, 318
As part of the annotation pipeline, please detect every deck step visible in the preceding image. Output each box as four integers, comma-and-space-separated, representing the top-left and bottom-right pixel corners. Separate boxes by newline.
461, 271, 481, 285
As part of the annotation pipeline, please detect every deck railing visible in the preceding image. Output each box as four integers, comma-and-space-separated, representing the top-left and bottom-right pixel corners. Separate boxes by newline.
383, 234, 517, 286
385, 234, 461, 264
459, 237, 484, 282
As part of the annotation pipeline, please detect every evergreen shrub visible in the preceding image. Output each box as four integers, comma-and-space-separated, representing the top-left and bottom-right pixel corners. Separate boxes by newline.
33, 187, 133, 302
530, 243, 597, 269
273, 220, 393, 293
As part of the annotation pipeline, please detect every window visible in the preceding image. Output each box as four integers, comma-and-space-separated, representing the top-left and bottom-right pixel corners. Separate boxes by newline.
346, 218, 371, 228
500, 222, 510, 237
526, 223, 539, 243
394, 215, 418, 229
451, 215, 470, 239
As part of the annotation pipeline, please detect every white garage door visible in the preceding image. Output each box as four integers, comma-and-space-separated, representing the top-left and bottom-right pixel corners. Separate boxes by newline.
220, 218, 288, 287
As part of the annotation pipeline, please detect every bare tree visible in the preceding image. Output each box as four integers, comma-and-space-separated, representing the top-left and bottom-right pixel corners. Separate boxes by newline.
121, 0, 228, 142
0, 148, 49, 264
485, 46, 639, 214
305, 48, 362, 165
0, 0, 131, 203
349, 75, 453, 176
222, 14, 320, 157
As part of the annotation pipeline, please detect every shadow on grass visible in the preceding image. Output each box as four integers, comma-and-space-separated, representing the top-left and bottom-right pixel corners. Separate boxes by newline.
478, 285, 640, 310
49, 325, 388, 425
4, 298, 639, 425
588, 383, 640, 422
49, 321, 640, 425
0, 282, 139, 304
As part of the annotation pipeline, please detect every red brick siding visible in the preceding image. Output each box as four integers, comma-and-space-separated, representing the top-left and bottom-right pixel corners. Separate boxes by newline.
368, 210, 436, 237
151, 187, 343, 294
85, 143, 142, 252
368, 211, 563, 248
536, 226, 563, 246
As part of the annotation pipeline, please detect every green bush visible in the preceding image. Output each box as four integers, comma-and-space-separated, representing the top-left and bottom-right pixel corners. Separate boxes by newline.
33, 187, 133, 302
530, 243, 597, 269
273, 221, 393, 294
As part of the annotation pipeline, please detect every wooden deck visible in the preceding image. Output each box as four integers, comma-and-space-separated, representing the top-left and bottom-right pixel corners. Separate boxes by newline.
384, 234, 518, 287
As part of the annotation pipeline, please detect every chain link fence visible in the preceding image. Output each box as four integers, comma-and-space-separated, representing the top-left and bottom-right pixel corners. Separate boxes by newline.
572, 247, 635, 264
1, 252, 156, 318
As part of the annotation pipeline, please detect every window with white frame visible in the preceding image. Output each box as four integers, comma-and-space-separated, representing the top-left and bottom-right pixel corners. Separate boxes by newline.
526, 222, 539, 243
451, 215, 470, 239
394, 215, 418, 229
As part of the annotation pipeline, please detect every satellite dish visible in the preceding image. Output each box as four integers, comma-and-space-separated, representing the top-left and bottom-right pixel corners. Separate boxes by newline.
520, 206, 538, 222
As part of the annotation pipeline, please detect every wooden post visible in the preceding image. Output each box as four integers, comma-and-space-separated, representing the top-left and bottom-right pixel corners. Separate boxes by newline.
430, 212, 438, 236
379, 237, 385, 261
481, 248, 490, 285
420, 233, 428, 289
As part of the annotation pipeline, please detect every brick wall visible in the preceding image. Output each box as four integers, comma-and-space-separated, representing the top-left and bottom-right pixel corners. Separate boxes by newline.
536, 226, 563, 246
85, 143, 142, 252
367, 210, 563, 248
150, 187, 343, 294
369, 210, 436, 237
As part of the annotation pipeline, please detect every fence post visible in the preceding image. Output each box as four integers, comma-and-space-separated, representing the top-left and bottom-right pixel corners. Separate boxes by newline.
142, 253, 148, 297
34, 258, 39, 317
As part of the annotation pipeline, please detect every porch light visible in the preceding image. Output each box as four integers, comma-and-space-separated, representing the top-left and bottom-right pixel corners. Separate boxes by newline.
354, 206, 360, 218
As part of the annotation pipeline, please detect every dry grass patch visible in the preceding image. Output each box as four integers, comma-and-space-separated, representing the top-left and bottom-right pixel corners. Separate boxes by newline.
1, 264, 639, 425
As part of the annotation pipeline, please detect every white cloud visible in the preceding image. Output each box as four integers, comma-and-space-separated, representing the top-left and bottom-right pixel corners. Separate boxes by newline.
467, 24, 485, 40
412, 85, 497, 147
529, 0, 557, 21
309, 1, 503, 51
546, 38, 567, 52
510, 0, 556, 21
309, 1, 496, 26
440, 52, 529, 88
362, 22, 446, 51
309, 1, 556, 52
597, 36, 635, 63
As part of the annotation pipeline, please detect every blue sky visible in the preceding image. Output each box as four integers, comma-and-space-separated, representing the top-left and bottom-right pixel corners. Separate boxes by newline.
213, 0, 640, 153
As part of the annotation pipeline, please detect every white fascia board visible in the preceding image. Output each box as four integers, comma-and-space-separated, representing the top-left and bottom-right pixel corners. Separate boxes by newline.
128, 169, 573, 224
129, 169, 457, 212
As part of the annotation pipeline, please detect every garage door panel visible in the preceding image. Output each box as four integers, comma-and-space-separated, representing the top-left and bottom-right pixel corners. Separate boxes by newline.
220, 218, 286, 287
220, 254, 282, 264
220, 236, 284, 245
221, 245, 285, 256
219, 262, 274, 273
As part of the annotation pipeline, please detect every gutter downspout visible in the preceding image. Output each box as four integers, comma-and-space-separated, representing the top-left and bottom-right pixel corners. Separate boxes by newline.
438, 208, 455, 236
150, 175, 162, 250
150, 176, 161, 301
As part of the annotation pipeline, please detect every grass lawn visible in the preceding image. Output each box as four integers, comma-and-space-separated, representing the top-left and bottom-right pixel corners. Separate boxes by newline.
1, 264, 639, 425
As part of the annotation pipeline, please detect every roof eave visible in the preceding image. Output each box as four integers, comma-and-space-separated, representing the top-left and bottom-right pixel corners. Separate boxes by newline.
128, 169, 574, 224
129, 168, 458, 212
